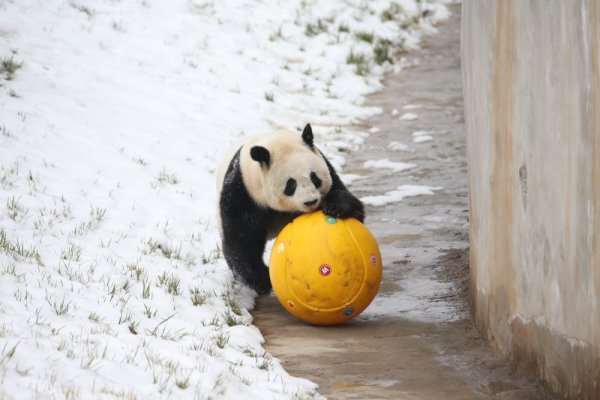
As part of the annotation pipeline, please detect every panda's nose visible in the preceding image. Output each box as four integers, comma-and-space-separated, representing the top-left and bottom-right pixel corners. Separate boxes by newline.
304, 199, 318, 207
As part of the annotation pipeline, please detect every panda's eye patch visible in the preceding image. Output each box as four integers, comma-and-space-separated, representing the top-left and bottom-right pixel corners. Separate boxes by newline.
310, 172, 322, 188
284, 178, 297, 196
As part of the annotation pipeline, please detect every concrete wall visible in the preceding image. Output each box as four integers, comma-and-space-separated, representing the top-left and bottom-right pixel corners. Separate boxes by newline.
461, 1, 600, 398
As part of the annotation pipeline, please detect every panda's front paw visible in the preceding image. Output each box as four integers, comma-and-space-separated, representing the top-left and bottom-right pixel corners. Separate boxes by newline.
322, 190, 365, 222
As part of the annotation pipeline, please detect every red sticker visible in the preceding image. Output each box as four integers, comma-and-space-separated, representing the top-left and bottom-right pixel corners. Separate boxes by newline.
319, 264, 332, 277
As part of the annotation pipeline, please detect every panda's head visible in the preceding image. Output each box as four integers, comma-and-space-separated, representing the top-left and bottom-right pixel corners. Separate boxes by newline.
241, 124, 333, 213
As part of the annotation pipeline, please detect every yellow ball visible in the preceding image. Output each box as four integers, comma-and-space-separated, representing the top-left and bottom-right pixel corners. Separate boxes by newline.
269, 211, 382, 325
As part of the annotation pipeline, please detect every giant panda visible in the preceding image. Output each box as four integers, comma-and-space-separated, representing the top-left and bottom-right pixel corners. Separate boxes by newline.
216, 124, 364, 294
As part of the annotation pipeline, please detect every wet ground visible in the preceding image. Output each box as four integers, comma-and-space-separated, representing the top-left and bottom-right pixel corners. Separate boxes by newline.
253, 5, 557, 399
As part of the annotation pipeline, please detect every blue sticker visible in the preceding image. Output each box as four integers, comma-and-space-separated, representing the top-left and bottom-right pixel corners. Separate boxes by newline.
326, 216, 337, 224
343, 307, 355, 316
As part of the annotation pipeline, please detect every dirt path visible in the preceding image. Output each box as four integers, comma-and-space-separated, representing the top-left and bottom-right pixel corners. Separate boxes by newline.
253, 5, 556, 399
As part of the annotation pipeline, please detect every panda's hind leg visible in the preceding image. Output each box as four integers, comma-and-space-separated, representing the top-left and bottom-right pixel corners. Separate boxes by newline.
221, 228, 272, 294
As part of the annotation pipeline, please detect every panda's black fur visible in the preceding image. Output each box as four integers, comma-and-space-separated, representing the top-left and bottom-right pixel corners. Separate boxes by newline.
218, 124, 364, 294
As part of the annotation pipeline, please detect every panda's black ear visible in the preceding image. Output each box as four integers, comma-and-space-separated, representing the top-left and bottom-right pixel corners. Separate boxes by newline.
250, 146, 270, 168
302, 124, 314, 148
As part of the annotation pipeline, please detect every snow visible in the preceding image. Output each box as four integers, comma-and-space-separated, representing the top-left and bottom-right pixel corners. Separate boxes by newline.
387, 141, 409, 151
363, 159, 416, 172
399, 112, 419, 121
339, 173, 365, 185
413, 135, 434, 143
402, 104, 420, 110
361, 185, 442, 206
0, 0, 449, 398
412, 130, 434, 143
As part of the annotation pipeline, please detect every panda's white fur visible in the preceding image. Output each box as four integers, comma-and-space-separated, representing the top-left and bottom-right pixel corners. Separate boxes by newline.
216, 124, 364, 294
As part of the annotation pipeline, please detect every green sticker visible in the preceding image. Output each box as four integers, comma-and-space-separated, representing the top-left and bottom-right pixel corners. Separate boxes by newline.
326, 216, 337, 224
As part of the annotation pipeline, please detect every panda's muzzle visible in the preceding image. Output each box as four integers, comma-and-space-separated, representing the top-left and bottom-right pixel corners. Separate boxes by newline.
303, 199, 318, 207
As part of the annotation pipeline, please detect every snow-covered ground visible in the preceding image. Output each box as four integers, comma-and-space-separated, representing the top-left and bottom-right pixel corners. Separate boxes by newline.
0, 1, 448, 398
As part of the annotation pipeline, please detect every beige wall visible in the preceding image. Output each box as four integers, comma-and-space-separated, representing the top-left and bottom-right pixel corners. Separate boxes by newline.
461, 1, 600, 398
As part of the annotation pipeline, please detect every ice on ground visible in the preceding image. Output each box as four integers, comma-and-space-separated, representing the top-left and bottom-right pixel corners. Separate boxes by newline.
361, 185, 442, 206
363, 274, 459, 322
363, 159, 416, 172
